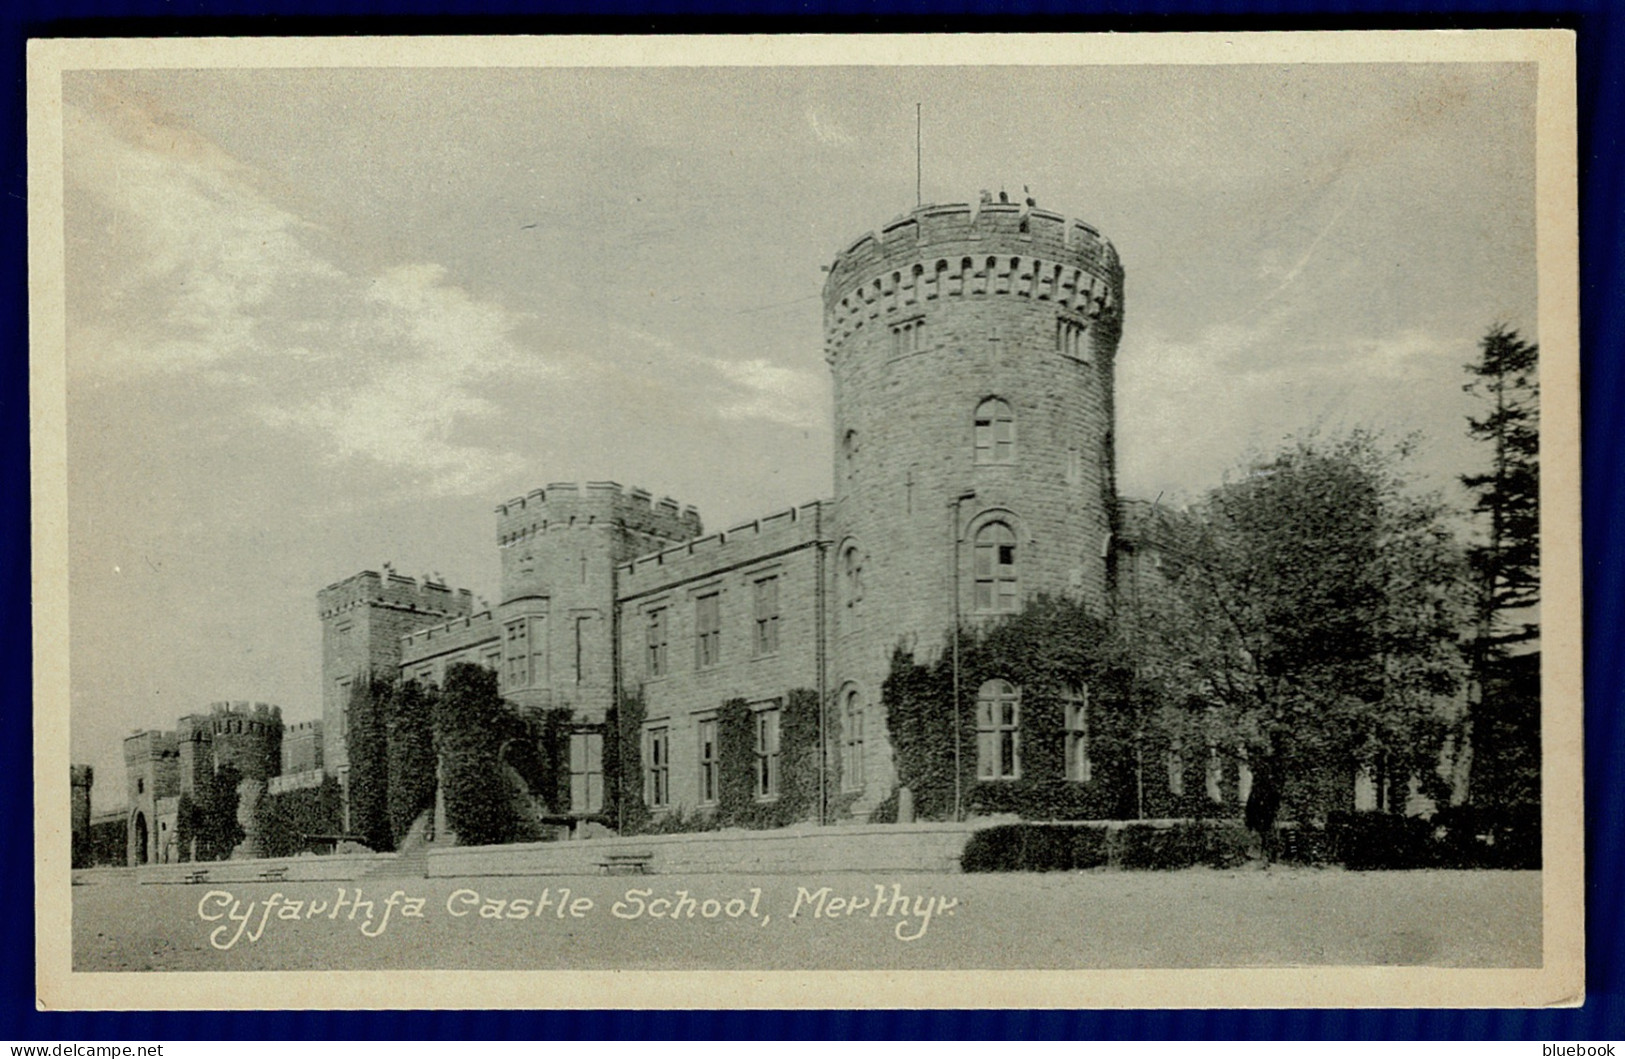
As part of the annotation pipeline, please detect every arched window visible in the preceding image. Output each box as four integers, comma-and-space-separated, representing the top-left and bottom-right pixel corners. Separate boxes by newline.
842, 545, 864, 609
974, 397, 1015, 464
842, 688, 865, 791
974, 521, 1018, 613
975, 679, 1020, 779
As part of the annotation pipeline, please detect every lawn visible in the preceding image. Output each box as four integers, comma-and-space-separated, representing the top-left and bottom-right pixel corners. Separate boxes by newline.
71, 866, 1540, 972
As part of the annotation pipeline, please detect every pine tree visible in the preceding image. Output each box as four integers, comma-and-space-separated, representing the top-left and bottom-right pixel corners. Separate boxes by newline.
1461, 326, 1541, 812
1462, 326, 1540, 651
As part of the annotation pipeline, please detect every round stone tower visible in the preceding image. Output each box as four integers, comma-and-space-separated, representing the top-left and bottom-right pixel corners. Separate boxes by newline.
822, 197, 1124, 809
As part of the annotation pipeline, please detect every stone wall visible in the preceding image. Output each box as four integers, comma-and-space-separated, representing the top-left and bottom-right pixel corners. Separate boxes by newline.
426, 821, 985, 877
615, 503, 830, 821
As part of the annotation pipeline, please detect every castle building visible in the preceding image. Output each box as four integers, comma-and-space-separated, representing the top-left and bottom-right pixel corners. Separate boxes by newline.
318, 195, 1146, 832
122, 701, 291, 864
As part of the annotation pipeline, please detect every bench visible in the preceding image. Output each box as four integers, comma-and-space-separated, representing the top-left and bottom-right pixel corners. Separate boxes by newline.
257, 866, 290, 882
182, 869, 211, 884
596, 850, 654, 876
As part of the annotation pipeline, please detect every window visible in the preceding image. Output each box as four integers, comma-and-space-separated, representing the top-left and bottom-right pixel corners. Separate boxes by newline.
754, 703, 781, 799
573, 615, 589, 684
976, 680, 1021, 779
337, 678, 353, 742
843, 689, 865, 791
646, 607, 668, 677
698, 717, 719, 805
842, 547, 864, 609
503, 619, 530, 689
891, 317, 925, 357
529, 617, 547, 687
974, 397, 1015, 463
753, 576, 780, 656
645, 725, 670, 809
974, 522, 1019, 613
1064, 686, 1091, 783
1057, 316, 1088, 361
569, 730, 604, 813
696, 592, 721, 669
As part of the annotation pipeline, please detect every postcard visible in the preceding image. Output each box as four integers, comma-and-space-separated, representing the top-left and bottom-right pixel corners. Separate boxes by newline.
31, 31, 1582, 1009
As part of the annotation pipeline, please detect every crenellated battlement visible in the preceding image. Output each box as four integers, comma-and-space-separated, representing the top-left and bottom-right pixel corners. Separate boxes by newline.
400, 608, 497, 650
822, 199, 1123, 350
176, 701, 284, 741
495, 480, 703, 548
618, 500, 827, 584
123, 729, 177, 761
318, 569, 476, 620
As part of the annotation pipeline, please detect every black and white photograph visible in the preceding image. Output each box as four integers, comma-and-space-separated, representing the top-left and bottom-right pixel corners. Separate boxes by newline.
31, 33, 1582, 1010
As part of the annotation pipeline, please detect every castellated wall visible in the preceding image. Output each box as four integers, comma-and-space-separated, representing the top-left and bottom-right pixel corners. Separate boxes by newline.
492, 482, 704, 720
616, 503, 829, 820
176, 701, 284, 787
281, 719, 324, 775
821, 200, 1126, 814
317, 570, 475, 777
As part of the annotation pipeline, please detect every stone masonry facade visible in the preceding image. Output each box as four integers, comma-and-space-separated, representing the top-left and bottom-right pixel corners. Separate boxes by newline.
315, 195, 1172, 832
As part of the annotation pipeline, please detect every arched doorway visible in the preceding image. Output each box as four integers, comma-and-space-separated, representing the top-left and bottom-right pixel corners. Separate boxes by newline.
130, 812, 148, 866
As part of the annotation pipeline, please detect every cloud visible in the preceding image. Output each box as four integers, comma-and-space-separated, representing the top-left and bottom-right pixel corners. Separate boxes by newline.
1118, 319, 1465, 502
64, 98, 548, 497
806, 107, 854, 147
710, 357, 826, 430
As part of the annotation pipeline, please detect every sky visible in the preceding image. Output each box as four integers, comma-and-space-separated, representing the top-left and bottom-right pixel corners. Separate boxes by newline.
58, 61, 1539, 810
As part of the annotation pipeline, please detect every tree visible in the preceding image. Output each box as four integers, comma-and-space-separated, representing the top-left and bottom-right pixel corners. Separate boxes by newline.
1461, 326, 1541, 811
1462, 326, 1540, 650
1142, 432, 1470, 845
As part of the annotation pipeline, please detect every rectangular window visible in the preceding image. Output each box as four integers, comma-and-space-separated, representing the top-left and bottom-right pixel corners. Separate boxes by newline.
1206, 745, 1224, 803
754, 703, 781, 799
975, 682, 1021, 780
753, 576, 780, 656
697, 717, 719, 806
503, 620, 529, 689
843, 694, 865, 791
569, 730, 604, 813
696, 592, 721, 669
1064, 687, 1092, 782
529, 616, 547, 687
573, 615, 589, 684
646, 607, 668, 677
645, 725, 670, 809
336, 678, 352, 742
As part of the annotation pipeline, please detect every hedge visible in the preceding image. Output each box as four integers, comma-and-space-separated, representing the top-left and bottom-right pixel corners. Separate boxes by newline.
961, 821, 1252, 872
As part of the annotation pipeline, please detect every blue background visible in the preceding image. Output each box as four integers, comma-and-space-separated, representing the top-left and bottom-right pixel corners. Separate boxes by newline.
3, 1, 1620, 1040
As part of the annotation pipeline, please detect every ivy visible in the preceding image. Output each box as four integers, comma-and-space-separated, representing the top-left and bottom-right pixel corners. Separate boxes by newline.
176, 762, 246, 861
386, 679, 439, 845
433, 663, 540, 846
256, 776, 343, 859
883, 595, 1144, 822
346, 675, 395, 852
712, 690, 819, 829
612, 690, 650, 833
